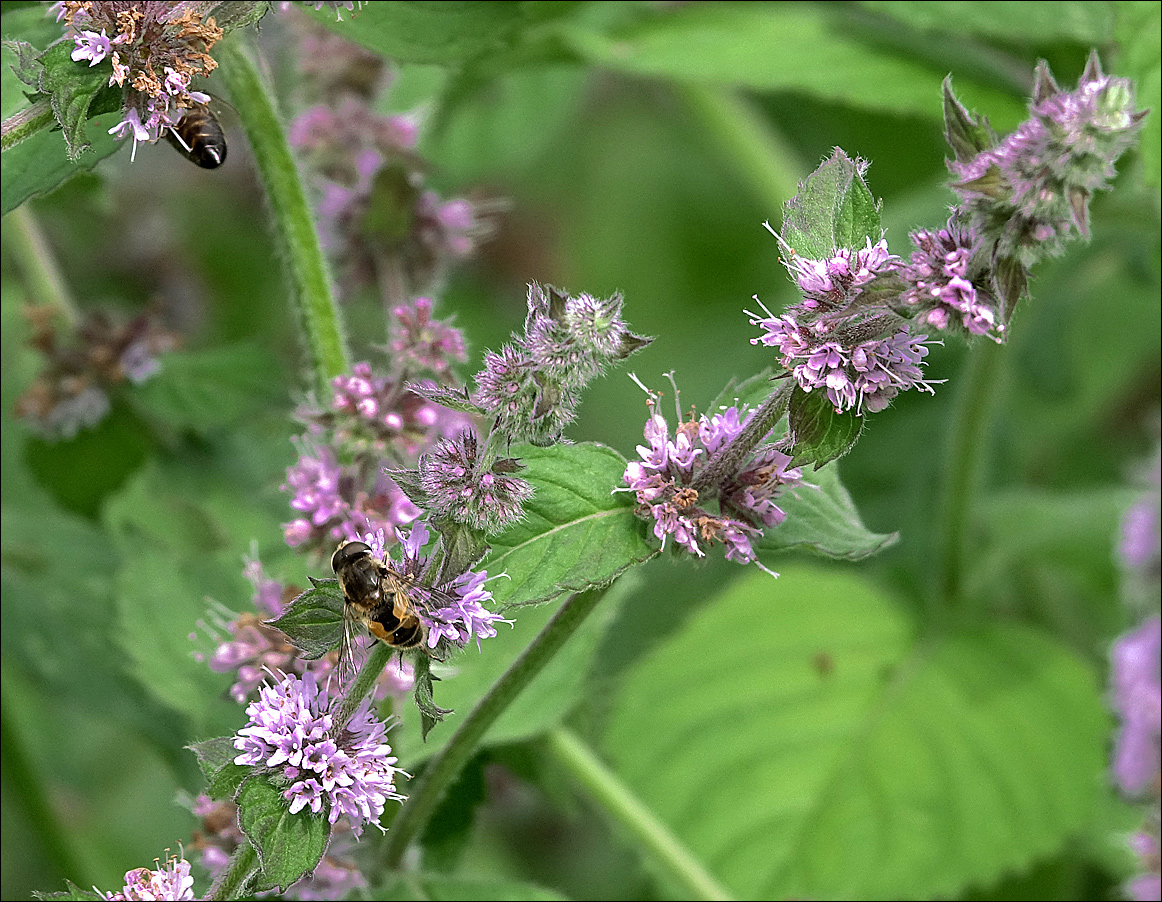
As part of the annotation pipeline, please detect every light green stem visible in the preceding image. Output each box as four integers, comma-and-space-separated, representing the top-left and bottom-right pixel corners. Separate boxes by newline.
214, 36, 349, 395
676, 83, 805, 216
379, 586, 608, 869
544, 727, 734, 901
5, 205, 81, 326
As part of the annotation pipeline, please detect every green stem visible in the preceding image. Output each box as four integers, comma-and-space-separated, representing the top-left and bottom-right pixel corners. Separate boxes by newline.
675, 84, 805, 216
207, 837, 258, 901
335, 641, 395, 728
544, 727, 734, 901
935, 339, 1005, 610
214, 35, 349, 396
5, 205, 81, 327
0, 664, 90, 889
379, 585, 609, 869
0, 99, 53, 153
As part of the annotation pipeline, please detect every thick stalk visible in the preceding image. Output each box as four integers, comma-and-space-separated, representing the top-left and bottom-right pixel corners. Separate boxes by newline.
544, 727, 734, 901
379, 585, 608, 869
935, 339, 1005, 609
1, 99, 53, 152
214, 36, 350, 396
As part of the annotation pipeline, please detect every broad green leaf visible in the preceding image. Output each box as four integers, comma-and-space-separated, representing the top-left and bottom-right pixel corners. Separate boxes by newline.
305, 1, 577, 65
481, 442, 656, 608
131, 344, 284, 434
562, 4, 1026, 124
427, 64, 592, 181
237, 773, 329, 894
189, 736, 251, 800
271, 581, 345, 661
860, 1, 1115, 43
604, 566, 1107, 900
781, 147, 882, 259
786, 383, 865, 469
369, 873, 568, 900
758, 461, 897, 561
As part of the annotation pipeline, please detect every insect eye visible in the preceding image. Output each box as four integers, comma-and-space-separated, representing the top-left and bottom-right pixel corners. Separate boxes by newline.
332, 541, 372, 573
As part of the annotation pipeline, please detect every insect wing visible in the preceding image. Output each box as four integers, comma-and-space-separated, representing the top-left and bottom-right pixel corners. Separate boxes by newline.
337, 602, 366, 687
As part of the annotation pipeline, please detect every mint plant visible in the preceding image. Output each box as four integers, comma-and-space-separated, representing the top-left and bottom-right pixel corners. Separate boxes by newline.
2, 3, 1158, 901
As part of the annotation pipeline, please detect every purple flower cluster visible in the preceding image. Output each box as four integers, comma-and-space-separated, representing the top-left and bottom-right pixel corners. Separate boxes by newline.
1110, 615, 1161, 798
949, 53, 1144, 269
898, 223, 1001, 341
388, 296, 468, 379
56, 2, 223, 160
474, 283, 652, 446
233, 671, 405, 836
753, 308, 936, 414
287, 21, 485, 301
751, 235, 939, 415
418, 428, 534, 535
361, 523, 509, 654
623, 388, 803, 567
15, 305, 179, 441
101, 853, 194, 901
282, 349, 472, 555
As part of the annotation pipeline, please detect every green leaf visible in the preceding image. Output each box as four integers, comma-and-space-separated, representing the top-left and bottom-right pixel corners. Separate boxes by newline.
304, 1, 576, 65
189, 736, 251, 800
270, 581, 345, 661
481, 442, 656, 608
860, 1, 1115, 43
603, 566, 1108, 900
1, 7, 124, 213
562, 4, 1026, 123
131, 344, 284, 434
368, 872, 569, 900
237, 773, 329, 894
1114, 1, 1161, 187
758, 461, 897, 561
787, 382, 865, 469
31, 881, 104, 901
781, 147, 882, 259
6, 39, 123, 159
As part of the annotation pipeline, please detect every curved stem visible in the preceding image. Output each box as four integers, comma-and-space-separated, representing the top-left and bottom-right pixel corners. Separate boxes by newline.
934, 339, 1005, 611
378, 585, 609, 869
214, 35, 350, 396
544, 727, 734, 901
675, 84, 805, 217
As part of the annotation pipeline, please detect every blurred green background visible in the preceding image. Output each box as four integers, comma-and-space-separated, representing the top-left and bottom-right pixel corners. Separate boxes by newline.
2, 2, 1159, 899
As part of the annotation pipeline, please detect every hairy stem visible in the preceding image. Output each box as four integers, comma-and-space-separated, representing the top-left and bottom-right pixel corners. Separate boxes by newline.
214, 35, 349, 396
544, 727, 734, 901
690, 380, 792, 492
207, 837, 258, 901
379, 585, 609, 869
0, 99, 53, 153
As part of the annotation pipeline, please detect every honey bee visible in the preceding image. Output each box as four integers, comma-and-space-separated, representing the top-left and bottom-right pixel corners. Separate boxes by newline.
331, 540, 441, 682
166, 103, 227, 169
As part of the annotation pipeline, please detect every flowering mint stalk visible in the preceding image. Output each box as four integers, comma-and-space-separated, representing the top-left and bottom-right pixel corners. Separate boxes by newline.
94, 852, 195, 901
944, 51, 1145, 324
